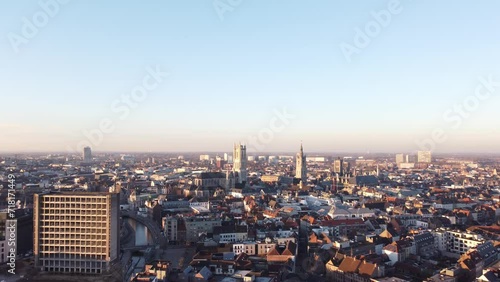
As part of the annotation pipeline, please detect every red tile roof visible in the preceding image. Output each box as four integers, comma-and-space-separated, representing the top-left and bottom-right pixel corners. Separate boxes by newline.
338, 257, 362, 273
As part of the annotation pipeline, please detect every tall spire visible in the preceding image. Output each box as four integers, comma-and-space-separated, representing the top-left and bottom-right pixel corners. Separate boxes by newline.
233, 142, 247, 184
296, 142, 307, 183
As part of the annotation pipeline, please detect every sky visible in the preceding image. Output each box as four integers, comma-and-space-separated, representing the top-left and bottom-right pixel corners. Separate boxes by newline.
1, 0, 500, 154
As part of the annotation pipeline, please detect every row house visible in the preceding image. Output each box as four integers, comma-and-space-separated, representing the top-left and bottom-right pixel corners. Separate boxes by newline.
266, 241, 297, 273
382, 240, 413, 266
213, 225, 248, 243
412, 232, 438, 257
184, 216, 222, 243
326, 256, 384, 282
320, 218, 367, 238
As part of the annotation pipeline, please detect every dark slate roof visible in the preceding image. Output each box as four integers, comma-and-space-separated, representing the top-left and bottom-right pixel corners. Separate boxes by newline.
414, 232, 434, 245
350, 176, 379, 186
476, 241, 496, 259
199, 172, 225, 179
213, 225, 247, 235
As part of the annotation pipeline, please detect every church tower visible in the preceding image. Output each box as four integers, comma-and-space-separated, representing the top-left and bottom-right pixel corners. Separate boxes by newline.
225, 170, 235, 192
233, 143, 247, 184
296, 143, 307, 182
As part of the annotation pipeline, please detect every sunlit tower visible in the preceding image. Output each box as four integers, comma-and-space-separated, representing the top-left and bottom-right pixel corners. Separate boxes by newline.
233, 143, 247, 184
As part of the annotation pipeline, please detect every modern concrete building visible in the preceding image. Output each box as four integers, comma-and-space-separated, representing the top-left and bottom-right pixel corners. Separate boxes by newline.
33, 192, 120, 274
163, 216, 178, 244
184, 217, 222, 243
213, 225, 248, 243
417, 151, 432, 163
0, 212, 10, 263
199, 154, 210, 161
432, 229, 485, 257
395, 154, 404, 165
83, 146, 92, 163
333, 158, 344, 175
261, 175, 281, 183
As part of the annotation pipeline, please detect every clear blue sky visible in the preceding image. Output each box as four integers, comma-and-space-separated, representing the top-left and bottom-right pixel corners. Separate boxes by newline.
1, 0, 500, 153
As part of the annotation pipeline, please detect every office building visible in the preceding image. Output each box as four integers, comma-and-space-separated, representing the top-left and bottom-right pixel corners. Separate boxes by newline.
1, 213, 8, 263
33, 192, 120, 274
432, 229, 485, 256
184, 217, 222, 243
83, 146, 92, 163
395, 154, 404, 165
417, 151, 432, 163
333, 158, 344, 175
163, 216, 178, 244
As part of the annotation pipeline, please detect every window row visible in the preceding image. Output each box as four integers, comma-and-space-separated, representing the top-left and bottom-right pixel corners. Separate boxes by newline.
43, 197, 107, 203
39, 228, 109, 233
40, 239, 108, 245
41, 254, 108, 260
40, 246, 108, 253
43, 267, 103, 274
41, 221, 108, 227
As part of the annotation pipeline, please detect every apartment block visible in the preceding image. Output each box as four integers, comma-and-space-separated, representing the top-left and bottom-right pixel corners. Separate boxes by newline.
184, 217, 222, 243
33, 192, 120, 274
163, 216, 178, 243
432, 229, 485, 257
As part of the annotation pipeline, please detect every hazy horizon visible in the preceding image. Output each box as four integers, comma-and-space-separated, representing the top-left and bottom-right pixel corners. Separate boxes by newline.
2, 149, 500, 157
1, 1, 500, 153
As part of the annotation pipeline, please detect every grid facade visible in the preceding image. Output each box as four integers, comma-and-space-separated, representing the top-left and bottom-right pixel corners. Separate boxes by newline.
34, 193, 119, 274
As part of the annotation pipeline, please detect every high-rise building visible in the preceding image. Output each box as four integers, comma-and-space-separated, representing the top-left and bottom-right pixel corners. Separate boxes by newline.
233, 143, 247, 183
0, 212, 13, 264
33, 192, 120, 274
296, 143, 307, 182
395, 154, 404, 165
199, 154, 210, 161
163, 216, 178, 244
417, 151, 432, 163
0, 211, 18, 264
83, 146, 92, 163
333, 158, 344, 175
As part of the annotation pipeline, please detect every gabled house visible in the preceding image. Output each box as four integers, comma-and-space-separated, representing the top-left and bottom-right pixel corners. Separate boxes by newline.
194, 266, 213, 281
382, 240, 412, 266
326, 256, 384, 282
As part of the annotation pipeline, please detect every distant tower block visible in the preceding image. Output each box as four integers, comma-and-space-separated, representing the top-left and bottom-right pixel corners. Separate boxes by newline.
233, 143, 247, 183
333, 157, 344, 176
417, 151, 432, 163
83, 146, 92, 163
395, 154, 404, 165
296, 143, 307, 182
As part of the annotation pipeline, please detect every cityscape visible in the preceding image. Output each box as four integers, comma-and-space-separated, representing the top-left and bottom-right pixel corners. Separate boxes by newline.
0, 147, 499, 281
1, 1, 500, 282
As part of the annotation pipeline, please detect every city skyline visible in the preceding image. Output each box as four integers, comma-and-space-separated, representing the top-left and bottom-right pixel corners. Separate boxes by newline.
2, 1, 500, 153
2, 147, 500, 156
2, 1, 500, 281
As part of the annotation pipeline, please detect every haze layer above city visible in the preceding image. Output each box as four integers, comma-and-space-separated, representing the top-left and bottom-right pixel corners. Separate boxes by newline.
1, 1, 500, 153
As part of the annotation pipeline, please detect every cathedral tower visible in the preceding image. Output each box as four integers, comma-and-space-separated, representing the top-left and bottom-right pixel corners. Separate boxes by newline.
233, 143, 247, 184
296, 143, 307, 182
